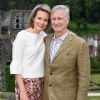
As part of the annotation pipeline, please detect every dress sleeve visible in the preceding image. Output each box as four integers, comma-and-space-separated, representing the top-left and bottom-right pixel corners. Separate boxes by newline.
10, 32, 25, 74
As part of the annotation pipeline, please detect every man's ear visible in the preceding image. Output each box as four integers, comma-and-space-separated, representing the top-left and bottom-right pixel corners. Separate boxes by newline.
66, 19, 69, 26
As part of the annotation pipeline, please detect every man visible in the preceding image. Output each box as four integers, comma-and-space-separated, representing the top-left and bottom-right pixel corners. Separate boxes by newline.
43, 5, 90, 100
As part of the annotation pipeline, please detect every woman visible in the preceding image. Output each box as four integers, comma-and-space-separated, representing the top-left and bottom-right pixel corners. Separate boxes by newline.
10, 4, 51, 100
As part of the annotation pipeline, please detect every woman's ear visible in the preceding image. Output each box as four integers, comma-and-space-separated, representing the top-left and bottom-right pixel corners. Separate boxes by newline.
31, 18, 34, 28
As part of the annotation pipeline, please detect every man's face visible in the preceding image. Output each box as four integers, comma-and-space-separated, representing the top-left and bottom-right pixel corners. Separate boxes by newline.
51, 10, 68, 33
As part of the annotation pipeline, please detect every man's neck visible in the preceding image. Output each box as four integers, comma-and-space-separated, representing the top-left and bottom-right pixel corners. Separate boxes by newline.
55, 29, 68, 38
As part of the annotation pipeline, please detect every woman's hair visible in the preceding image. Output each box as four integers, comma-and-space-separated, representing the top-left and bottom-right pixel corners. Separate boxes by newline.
51, 5, 70, 21
27, 4, 51, 29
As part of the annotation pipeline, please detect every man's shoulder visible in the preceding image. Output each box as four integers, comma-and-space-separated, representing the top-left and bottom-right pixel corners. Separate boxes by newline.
70, 31, 87, 44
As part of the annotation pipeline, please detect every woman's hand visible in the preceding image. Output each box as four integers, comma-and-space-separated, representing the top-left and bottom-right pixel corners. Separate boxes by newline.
20, 91, 29, 100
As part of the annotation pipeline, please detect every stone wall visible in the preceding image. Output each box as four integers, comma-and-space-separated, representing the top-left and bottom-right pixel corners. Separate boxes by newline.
0, 38, 6, 88
0, 92, 15, 100
0, 10, 31, 90
0, 10, 31, 35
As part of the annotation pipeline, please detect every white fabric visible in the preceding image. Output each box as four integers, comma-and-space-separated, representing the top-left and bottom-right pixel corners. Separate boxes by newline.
10, 30, 47, 78
94, 39, 98, 47
87, 37, 94, 46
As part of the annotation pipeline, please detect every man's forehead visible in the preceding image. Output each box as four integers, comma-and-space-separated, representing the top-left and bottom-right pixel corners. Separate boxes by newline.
51, 10, 65, 18
51, 9, 64, 14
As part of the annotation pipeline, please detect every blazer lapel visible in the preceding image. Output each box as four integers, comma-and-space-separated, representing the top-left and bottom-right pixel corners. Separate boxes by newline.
53, 33, 73, 60
46, 34, 54, 64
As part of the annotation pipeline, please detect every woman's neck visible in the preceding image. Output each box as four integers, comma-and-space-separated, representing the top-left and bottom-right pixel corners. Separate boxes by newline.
26, 27, 40, 34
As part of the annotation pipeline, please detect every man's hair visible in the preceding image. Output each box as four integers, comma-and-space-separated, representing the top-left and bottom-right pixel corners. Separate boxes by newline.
51, 5, 70, 21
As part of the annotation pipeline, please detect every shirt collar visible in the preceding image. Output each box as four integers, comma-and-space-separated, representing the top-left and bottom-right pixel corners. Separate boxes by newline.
52, 31, 69, 41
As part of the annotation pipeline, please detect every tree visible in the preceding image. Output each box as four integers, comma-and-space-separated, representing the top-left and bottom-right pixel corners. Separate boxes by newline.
0, 0, 9, 11
8, 0, 16, 9
69, 0, 87, 29
85, 0, 100, 23
0, 0, 99, 23
15, 0, 33, 9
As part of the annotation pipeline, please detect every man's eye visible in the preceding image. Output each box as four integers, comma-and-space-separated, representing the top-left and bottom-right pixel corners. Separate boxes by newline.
58, 18, 63, 20
52, 18, 56, 20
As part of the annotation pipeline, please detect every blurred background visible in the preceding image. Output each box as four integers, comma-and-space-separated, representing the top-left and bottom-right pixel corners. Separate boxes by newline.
0, 0, 100, 100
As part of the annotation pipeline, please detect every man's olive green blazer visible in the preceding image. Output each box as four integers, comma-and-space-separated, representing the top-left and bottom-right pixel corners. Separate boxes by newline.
43, 31, 90, 100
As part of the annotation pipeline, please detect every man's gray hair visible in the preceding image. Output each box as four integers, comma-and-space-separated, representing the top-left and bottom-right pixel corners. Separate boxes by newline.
51, 5, 70, 20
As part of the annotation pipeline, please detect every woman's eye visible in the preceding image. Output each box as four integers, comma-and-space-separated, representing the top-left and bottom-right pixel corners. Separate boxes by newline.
44, 19, 48, 22
38, 17, 41, 20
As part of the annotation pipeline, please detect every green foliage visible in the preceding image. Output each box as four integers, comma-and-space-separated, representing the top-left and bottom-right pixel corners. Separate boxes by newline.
87, 24, 100, 33
68, 21, 100, 34
5, 65, 15, 92
91, 56, 100, 69
90, 56, 100, 74
0, 0, 9, 11
85, 0, 100, 23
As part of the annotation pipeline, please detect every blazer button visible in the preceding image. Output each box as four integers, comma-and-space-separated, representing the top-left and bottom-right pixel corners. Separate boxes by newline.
50, 72, 52, 75
49, 84, 52, 87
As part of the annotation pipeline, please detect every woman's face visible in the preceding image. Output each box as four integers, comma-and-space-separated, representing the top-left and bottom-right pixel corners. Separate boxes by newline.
32, 10, 49, 33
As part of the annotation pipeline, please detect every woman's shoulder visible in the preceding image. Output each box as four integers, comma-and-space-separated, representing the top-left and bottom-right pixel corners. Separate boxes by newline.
40, 31, 47, 37
17, 30, 26, 36
15, 30, 26, 41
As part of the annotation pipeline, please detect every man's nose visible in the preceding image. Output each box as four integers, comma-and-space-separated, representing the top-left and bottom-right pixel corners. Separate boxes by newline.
54, 19, 59, 24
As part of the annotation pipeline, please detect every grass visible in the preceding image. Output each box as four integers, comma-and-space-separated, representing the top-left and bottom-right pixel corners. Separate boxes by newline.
91, 74, 100, 85
88, 96, 100, 100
